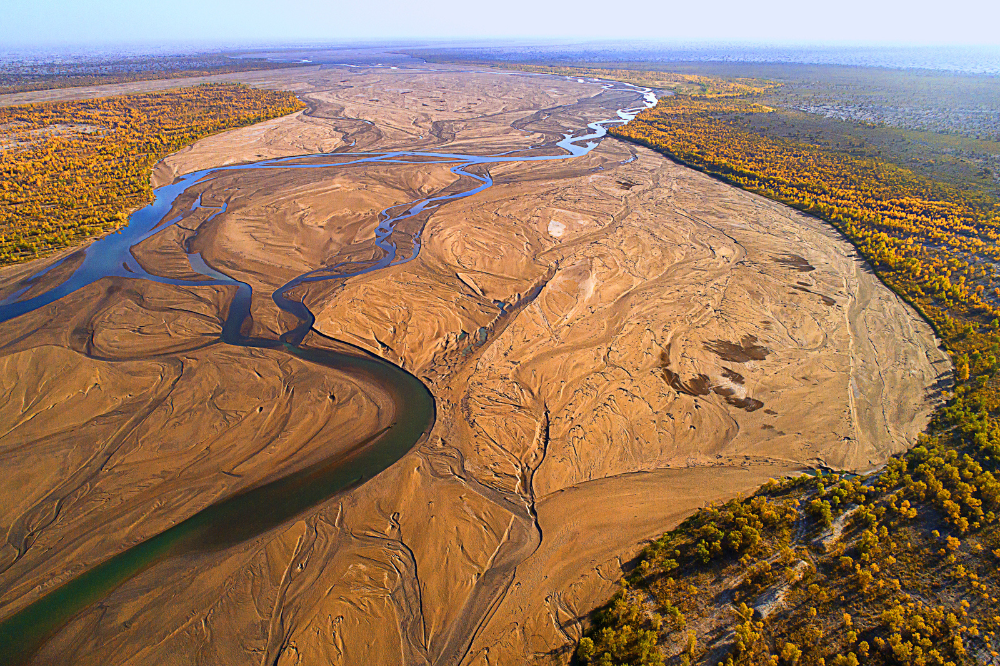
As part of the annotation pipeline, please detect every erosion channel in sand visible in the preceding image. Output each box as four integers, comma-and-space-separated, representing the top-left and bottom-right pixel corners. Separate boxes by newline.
0, 64, 948, 666
0, 78, 656, 665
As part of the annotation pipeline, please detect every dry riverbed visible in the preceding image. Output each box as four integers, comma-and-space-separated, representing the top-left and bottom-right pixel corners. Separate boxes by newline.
0, 64, 948, 665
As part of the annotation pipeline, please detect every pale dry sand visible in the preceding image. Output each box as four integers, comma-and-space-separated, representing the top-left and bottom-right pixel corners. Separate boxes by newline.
0, 65, 949, 665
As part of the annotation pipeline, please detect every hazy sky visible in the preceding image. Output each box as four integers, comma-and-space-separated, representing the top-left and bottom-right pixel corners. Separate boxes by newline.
5, 0, 1000, 48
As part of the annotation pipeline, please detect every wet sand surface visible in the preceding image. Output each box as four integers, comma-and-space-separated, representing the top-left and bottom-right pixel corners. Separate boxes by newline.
0, 65, 949, 665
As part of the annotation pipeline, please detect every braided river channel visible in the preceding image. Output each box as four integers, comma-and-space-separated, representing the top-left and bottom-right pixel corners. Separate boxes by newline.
0, 79, 656, 664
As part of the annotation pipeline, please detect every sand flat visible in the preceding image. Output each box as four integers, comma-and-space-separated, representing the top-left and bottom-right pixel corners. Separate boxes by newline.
0, 65, 948, 665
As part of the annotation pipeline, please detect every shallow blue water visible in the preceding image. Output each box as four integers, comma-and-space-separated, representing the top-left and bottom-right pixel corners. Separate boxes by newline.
0, 80, 656, 341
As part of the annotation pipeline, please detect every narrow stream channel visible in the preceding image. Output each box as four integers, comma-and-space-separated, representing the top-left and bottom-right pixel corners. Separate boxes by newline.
0, 79, 656, 665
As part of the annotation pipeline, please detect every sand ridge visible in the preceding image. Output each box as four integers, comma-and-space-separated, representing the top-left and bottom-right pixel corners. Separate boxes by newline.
0, 65, 949, 665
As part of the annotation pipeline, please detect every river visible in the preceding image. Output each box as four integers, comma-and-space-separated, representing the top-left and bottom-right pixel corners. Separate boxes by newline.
0, 77, 656, 665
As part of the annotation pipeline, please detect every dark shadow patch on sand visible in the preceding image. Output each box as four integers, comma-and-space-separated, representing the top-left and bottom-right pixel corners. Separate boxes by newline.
704, 335, 770, 363
773, 253, 815, 272
659, 349, 712, 396
659, 351, 763, 411
662, 366, 712, 396
712, 384, 764, 412
791, 284, 836, 307
721, 367, 744, 384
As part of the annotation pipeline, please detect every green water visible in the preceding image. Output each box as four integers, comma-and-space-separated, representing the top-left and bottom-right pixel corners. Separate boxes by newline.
0, 343, 434, 666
